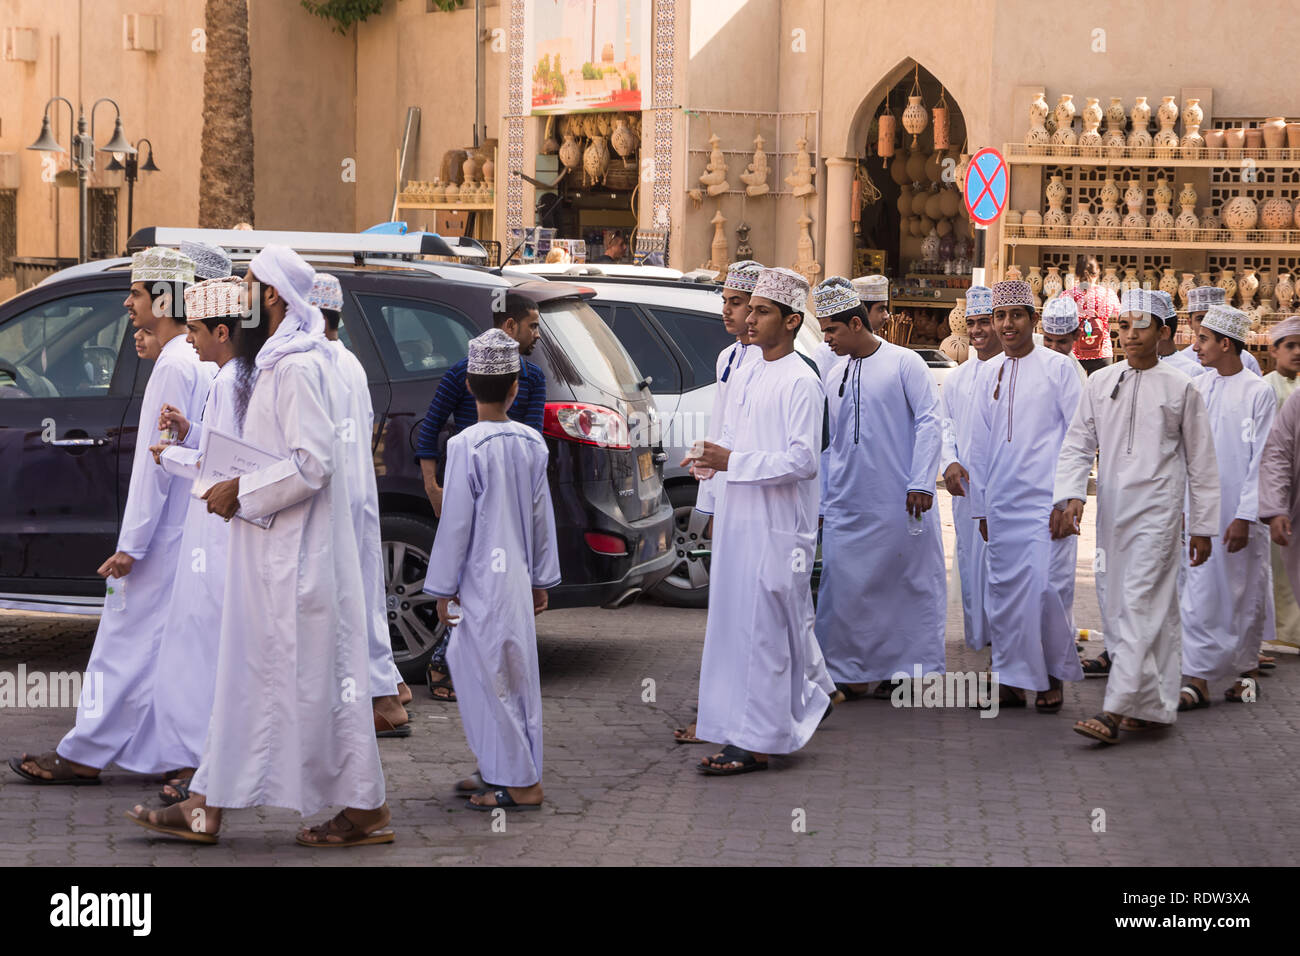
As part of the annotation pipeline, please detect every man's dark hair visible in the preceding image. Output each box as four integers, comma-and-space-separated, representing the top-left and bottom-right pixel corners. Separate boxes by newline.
822, 303, 869, 329
148, 281, 187, 325
198, 315, 239, 339
1208, 328, 1245, 355
494, 293, 536, 329
321, 307, 341, 332
467, 371, 518, 404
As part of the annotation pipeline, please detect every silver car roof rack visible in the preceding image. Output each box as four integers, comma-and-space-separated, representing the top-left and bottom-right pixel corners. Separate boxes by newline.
126, 226, 461, 263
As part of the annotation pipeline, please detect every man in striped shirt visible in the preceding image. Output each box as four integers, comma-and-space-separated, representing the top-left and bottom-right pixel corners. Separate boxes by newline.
415, 291, 547, 702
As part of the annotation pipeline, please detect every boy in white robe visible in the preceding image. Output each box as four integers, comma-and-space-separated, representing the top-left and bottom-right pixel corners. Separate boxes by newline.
969, 280, 1083, 712
692, 267, 829, 775
941, 286, 998, 652
146, 275, 250, 805
9, 248, 213, 785
1179, 305, 1275, 708
1056, 303, 1219, 742
127, 245, 391, 847
1039, 295, 1089, 384
1262, 316, 1300, 652
1164, 286, 1262, 377
812, 276, 946, 696
309, 273, 412, 736
424, 329, 561, 810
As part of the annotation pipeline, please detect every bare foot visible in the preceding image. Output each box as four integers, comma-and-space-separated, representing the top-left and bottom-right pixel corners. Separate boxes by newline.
373, 695, 408, 728
397, 682, 413, 706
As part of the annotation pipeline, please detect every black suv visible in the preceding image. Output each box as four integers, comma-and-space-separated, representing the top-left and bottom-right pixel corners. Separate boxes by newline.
0, 235, 675, 678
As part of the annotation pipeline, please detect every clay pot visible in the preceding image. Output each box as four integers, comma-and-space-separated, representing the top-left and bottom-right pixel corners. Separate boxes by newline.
1199, 206, 1220, 240
1179, 273, 1197, 309
924, 151, 943, 183
1263, 117, 1288, 149
1182, 98, 1204, 130
1051, 123, 1078, 147
1044, 204, 1068, 238
1127, 126, 1152, 152
1287, 124, 1300, 149
878, 113, 897, 158
1260, 196, 1293, 231
1223, 128, 1246, 150
939, 188, 961, 218
1096, 202, 1122, 240
1217, 268, 1237, 302
1123, 179, 1145, 212
1203, 128, 1225, 156
1259, 268, 1277, 305
890, 152, 909, 186
921, 227, 941, 261
1153, 178, 1173, 208
611, 117, 636, 160
1070, 199, 1095, 237
1159, 268, 1180, 300
1021, 209, 1043, 237
906, 149, 928, 184
932, 106, 950, 149
1122, 208, 1147, 239
902, 95, 929, 148
1175, 203, 1199, 241
1181, 125, 1204, 155
1156, 96, 1178, 127
907, 215, 921, 237
1245, 128, 1264, 149
1239, 267, 1259, 308
1043, 266, 1063, 303
1131, 96, 1151, 128
897, 184, 914, 216
936, 218, 953, 238
1276, 272, 1296, 311
925, 191, 944, 221
1026, 265, 1044, 304
1026, 92, 1050, 149
1221, 195, 1259, 236
911, 190, 929, 216
1102, 267, 1122, 296
1150, 205, 1175, 240
1295, 201, 1300, 229
1105, 97, 1126, 127
1055, 94, 1076, 131
1045, 174, 1067, 206
559, 134, 581, 171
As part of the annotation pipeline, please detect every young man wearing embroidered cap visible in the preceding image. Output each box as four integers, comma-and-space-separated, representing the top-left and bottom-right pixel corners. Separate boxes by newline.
940, 286, 998, 653
691, 267, 830, 774
968, 279, 1084, 712
812, 276, 946, 700
128, 245, 393, 846
423, 328, 561, 811
9, 248, 215, 786
1040, 295, 1088, 383
1260, 316, 1300, 652
1167, 286, 1263, 377
1055, 295, 1219, 742
144, 275, 261, 805
308, 273, 413, 737
1178, 304, 1276, 710
852, 274, 891, 333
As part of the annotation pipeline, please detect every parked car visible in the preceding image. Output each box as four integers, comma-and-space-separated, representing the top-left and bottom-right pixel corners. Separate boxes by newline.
0, 229, 677, 679
505, 266, 825, 607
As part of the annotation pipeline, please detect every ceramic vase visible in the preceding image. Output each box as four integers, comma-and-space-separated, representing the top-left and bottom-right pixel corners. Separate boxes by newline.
1127, 124, 1153, 153
1259, 268, 1277, 306
1122, 179, 1146, 237
1203, 128, 1225, 158
1102, 266, 1122, 296
1275, 272, 1295, 311
902, 95, 928, 149
1181, 125, 1205, 155
1097, 177, 1122, 239
1022, 209, 1043, 238
559, 133, 581, 171
1217, 268, 1237, 303
1199, 206, 1221, 241
1078, 98, 1103, 153
1239, 267, 1259, 308
1122, 266, 1140, 293
1151, 202, 1175, 240
1260, 196, 1293, 230
1103, 97, 1127, 155
1179, 272, 1197, 309
1245, 128, 1264, 150
1224, 127, 1246, 151
932, 106, 950, 149
1159, 267, 1180, 301
921, 227, 941, 261
1263, 117, 1288, 149
1154, 96, 1179, 157
1055, 95, 1076, 132
1026, 92, 1050, 150
1295, 200, 1300, 229
1221, 195, 1259, 236
1071, 199, 1095, 237
1027, 265, 1044, 308
1182, 98, 1204, 130
1175, 200, 1199, 241
1043, 266, 1063, 302
1131, 96, 1151, 129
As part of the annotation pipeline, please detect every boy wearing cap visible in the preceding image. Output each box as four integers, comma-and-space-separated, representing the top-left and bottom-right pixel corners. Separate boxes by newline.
691, 267, 829, 774
1055, 297, 1219, 742
10, 248, 214, 785
969, 280, 1083, 712
813, 276, 945, 698
424, 329, 561, 810
1261, 317, 1300, 651
1040, 296, 1088, 383
1167, 286, 1262, 377
309, 273, 411, 736
1178, 305, 1276, 709
941, 286, 999, 652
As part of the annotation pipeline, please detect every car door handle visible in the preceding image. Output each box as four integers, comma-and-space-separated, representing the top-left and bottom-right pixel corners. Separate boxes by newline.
50, 437, 110, 447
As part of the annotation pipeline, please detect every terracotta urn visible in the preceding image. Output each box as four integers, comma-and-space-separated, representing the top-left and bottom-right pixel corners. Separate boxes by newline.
890, 152, 909, 186
1239, 267, 1259, 308
932, 106, 950, 149
1276, 272, 1296, 311
1295, 200, 1300, 229
1175, 201, 1199, 241
1122, 266, 1140, 293
1182, 98, 1204, 130
1181, 125, 1205, 155
1156, 96, 1178, 127
1071, 199, 1095, 237
1263, 117, 1288, 149
1064, 269, 1079, 292
940, 187, 961, 219
1159, 268, 1180, 300
925, 189, 945, 221
1006, 264, 1024, 282
1177, 182, 1198, 209
1199, 206, 1220, 241
1045, 174, 1067, 206
1022, 209, 1043, 237
906, 149, 928, 184
1051, 122, 1077, 147
878, 112, 897, 159
1055, 94, 1076, 132
1122, 208, 1147, 240
1179, 272, 1197, 309
1150, 203, 1175, 240
911, 189, 929, 217
1217, 268, 1237, 302
1259, 268, 1277, 305
1004, 209, 1022, 230
1131, 96, 1151, 129
1043, 266, 1063, 302
611, 117, 636, 160
1079, 98, 1103, 153
1288, 124, 1300, 149
1105, 97, 1127, 127
1198, 271, 1213, 287
1260, 196, 1293, 231
1221, 195, 1259, 236
1102, 267, 1122, 296
897, 184, 914, 216
902, 95, 929, 149
1203, 127, 1225, 157
1123, 179, 1145, 213
1153, 178, 1173, 208
1100, 175, 1121, 208
1223, 127, 1246, 150
1026, 92, 1051, 150
1127, 124, 1152, 152
1044, 203, 1068, 238
1245, 128, 1264, 149
1027, 265, 1044, 307
921, 227, 941, 261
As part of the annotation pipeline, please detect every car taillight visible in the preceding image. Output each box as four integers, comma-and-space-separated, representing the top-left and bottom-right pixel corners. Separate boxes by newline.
584, 532, 628, 556
544, 402, 630, 450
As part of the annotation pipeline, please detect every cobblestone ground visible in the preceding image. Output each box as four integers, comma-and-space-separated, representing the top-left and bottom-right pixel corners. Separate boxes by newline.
1, 493, 1296, 866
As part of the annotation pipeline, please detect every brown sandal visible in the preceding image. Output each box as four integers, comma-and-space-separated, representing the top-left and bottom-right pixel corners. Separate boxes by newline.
1072, 712, 1120, 744
124, 802, 218, 844
8, 752, 100, 785
296, 809, 395, 848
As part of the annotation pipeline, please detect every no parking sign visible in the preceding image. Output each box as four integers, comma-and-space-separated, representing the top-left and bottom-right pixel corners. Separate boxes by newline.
963, 147, 1009, 226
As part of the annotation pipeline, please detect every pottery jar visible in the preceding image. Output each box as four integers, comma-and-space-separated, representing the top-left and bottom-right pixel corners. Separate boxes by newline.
906, 149, 928, 184
1224, 127, 1246, 150
932, 106, 950, 149
1153, 178, 1173, 208
897, 184, 914, 217
1203, 128, 1225, 156
1182, 98, 1204, 130
1043, 266, 1063, 302
1055, 95, 1076, 131
1260, 196, 1293, 231
1245, 128, 1264, 149
925, 190, 945, 221
902, 95, 928, 148
1159, 268, 1180, 300
1105, 97, 1126, 127
1126, 126, 1152, 151
1179, 272, 1197, 308
1045, 174, 1067, 206
1022, 209, 1043, 237
1239, 267, 1259, 307
1263, 117, 1288, 149
1131, 96, 1151, 128
1123, 179, 1145, 213
1181, 125, 1205, 155
1102, 267, 1122, 296
1026, 266, 1044, 305
925, 150, 944, 183
890, 152, 909, 186
911, 189, 929, 216
1150, 205, 1175, 240
1175, 203, 1199, 241
1288, 124, 1300, 149
1071, 199, 1095, 237
1217, 269, 1237, 302
1259, 268, 1277, 305
1199, 206, 1220, 241
1044, 204, 1068, 238
1295, 200, 1300, 229
1221, 195, 1259, 235
1157, 96, 1178, 127
1275, 272, 1296, 310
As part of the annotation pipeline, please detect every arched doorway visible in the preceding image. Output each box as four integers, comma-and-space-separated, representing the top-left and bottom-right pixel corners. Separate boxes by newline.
842, 60, 973, 349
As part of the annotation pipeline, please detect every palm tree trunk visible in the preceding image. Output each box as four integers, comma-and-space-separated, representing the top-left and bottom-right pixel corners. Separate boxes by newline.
198, 0, 254, 228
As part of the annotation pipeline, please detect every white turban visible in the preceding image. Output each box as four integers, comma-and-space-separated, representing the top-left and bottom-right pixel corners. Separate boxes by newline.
248, 245, 328, 370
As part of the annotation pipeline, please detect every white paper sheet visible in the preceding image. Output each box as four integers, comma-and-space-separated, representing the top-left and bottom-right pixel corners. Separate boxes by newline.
192, 428, 279, 529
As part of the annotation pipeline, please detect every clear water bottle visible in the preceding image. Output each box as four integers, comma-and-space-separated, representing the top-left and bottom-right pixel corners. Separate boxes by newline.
907, 512, 924, 536
446, 599, 462, 626
105, 577, 126, 612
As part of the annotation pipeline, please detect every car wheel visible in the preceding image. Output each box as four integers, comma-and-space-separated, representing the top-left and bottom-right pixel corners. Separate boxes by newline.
650, 484, 711, 608
381, 513, 447, 682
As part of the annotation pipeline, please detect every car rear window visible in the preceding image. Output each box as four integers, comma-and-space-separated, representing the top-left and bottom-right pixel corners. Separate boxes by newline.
354, 293, 478, 379
588, 303, 681, 393
539, 298, 644, 402
644, 307, 734, 388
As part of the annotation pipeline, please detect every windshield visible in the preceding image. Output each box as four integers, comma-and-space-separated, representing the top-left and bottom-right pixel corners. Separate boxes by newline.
540, 298, 645, 401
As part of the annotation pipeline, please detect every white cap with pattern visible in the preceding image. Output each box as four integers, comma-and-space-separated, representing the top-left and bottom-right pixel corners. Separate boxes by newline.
308, 273, 344, 313
1041, 295, 1079, 334
722, 260, 764, 293
1188, 285, 1226, 313
852, 274, 890, 303
964, 285, 993, 317
1201, 304, 1251, 343
131, 247, 196, 285
180, 240, 233, 281
467, 327, 520, 375
752, 267, 810, 313
812, 276, 861, 319
184, 276, 247, 321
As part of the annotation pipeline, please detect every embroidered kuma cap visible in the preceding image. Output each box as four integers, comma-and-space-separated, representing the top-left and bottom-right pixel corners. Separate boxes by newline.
1152, 290, 1176, 321
751, 267, 810, 313
184, 276, 247, 321
1188, 285, 1226, 313
1201, 304, 1251, 344
1041, 295, 1079, 334
852, 274, 889, 303
722, 260, 763, 293
964, 285, 993, 317
1118, 288, 1162, 328
467, 328, 520, 375
131, 247, 196, 285
180, 240, 232, 281
1269, 315, 1300, 344
991, 279, 1034, 311
308, 273, 344, 313
812, 276, 861, 319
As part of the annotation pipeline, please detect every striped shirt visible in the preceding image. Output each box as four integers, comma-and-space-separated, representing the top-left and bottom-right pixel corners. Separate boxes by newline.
414, 357, 546, 463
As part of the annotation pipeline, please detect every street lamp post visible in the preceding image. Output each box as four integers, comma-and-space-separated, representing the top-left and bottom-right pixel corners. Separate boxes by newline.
107, 138, 159, 241
27, 97, 136, 264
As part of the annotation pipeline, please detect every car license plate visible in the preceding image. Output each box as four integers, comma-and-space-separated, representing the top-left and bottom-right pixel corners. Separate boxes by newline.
638, 451, 654, 481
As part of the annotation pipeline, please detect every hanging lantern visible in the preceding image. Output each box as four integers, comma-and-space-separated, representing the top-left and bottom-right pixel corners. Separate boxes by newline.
878, 112, 896, 163
901, 66, 928, 149
932, 87, 950, 150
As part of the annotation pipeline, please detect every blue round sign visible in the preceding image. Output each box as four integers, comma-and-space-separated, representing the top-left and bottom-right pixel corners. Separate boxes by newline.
963, 148, 1008, 226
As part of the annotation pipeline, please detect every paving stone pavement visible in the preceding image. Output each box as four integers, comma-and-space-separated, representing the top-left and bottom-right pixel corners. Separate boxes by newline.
1, 493, 1296, 866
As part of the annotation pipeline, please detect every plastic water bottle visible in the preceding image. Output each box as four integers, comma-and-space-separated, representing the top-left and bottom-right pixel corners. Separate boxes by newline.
446, 599, 462, 626
105, 577, 126, 612
908, 512, 924, 536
